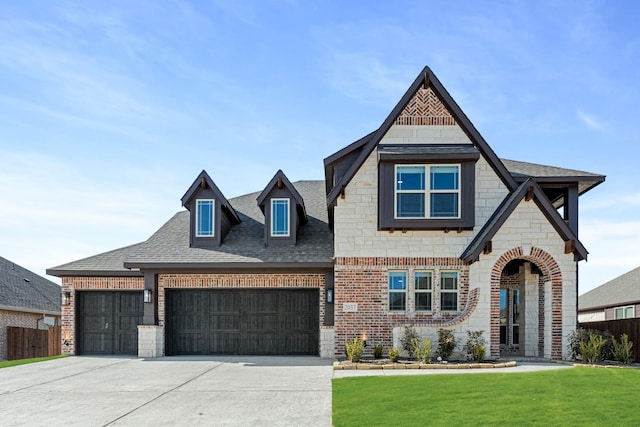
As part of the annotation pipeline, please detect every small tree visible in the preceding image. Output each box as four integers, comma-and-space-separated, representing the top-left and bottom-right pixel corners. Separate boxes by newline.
400, 326, 420, 358
464, 330, 486, 362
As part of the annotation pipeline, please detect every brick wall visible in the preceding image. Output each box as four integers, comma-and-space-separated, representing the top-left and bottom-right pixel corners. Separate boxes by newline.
60, 276, 144, 355
334, 257, 472, 357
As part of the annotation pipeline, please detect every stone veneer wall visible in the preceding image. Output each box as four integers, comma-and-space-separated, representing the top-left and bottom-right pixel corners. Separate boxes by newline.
60, 276, 144, 355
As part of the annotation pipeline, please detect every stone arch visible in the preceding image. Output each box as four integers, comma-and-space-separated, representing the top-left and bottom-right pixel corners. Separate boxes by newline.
490, 247, 563, 360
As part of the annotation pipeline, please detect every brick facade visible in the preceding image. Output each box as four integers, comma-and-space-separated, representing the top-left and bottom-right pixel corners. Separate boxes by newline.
334, 257, 472, 357
60, 276, 144, 355
0, 309, 59, 360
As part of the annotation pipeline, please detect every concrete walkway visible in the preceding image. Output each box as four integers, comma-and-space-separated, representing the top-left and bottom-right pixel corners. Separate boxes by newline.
0, 356, 333, 427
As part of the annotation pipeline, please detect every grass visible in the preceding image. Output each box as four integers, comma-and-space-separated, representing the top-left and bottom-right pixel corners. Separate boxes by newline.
0, 354, 68, 369
333, 367, 640, 426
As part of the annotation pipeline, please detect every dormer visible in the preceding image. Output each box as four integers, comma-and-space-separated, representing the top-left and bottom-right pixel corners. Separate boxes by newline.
256, 170, 308, 246
180, 170, 241, 248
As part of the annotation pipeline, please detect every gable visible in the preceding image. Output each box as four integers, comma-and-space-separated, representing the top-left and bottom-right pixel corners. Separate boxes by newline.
393, 85, 456, 126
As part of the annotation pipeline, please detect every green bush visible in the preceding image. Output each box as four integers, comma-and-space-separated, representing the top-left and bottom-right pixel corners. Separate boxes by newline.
611, 334, 634, 364
388, 348, 400, 362
345, 337, 365, 362
437, 328, 457, 361
401, 326, 420, 358
373, 344, 384, 359
410, 337, 432, 363
568, 328, 612, 361
464, 331, 486, 362
579, 333, 607, 364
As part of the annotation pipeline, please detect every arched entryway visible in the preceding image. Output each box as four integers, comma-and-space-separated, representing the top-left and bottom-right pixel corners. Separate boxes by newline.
491, 247, 563, 360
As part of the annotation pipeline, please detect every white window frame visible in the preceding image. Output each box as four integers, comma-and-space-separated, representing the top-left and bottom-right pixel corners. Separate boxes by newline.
394, 164, 461, 220
195, 199, 215, 237
388, 271, 407, 312
414, 271, 433, 312
440, 271, 459, 312
270, 198, 290, 237
615, 306, 635, 320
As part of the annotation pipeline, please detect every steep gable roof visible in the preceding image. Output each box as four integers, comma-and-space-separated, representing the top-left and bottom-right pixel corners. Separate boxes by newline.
256, 169, 308, 223
1, 256, 60, 315
325, 66, 518, 207
461, 178, 588, 263
579, 266, 640, 311
180, 170, 241, 224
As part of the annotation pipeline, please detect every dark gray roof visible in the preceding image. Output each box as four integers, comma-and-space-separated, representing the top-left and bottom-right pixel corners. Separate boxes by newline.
502, 159, 605, 195
579, 266, 640, 311
1, 256, 61, 314
47, 243, 146, 276
461, 178, 587, 264
49, 181, 333, 275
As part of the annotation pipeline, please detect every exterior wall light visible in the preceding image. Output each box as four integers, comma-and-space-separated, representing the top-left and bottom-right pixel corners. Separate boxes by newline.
326, 288, 333, 304
143, 289, 153, 304
61, 291, 71, 306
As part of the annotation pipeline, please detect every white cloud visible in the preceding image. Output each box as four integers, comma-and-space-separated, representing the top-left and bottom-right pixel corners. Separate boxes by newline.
576, 108, 606, 131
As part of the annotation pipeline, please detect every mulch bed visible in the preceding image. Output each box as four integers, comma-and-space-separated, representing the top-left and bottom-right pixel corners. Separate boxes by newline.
333, 359, 517, 370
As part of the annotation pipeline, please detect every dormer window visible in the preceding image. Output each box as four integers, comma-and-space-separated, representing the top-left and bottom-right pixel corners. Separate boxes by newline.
271, 198, 290, 237
395, 165, 460, 219
196, 199, 215, 237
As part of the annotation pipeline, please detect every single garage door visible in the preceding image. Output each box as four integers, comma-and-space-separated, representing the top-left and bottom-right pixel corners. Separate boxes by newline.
166, 289, 319, 355
77, 291, 143, 355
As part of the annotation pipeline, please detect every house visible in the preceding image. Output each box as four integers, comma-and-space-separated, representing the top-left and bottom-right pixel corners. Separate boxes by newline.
1, 256, 61, 360
48, 66, 604, 360
579, 266, 640, 323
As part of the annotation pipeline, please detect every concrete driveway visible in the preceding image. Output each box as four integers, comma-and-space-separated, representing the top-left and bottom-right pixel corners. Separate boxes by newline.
0, 356, 333, 427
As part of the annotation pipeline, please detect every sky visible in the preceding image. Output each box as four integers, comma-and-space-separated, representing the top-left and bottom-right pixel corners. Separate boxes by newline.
0, 0, 638, 295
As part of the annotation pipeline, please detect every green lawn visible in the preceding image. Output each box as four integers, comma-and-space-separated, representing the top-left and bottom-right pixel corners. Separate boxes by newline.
333, 367, 640, 426
0, 354, 68, 369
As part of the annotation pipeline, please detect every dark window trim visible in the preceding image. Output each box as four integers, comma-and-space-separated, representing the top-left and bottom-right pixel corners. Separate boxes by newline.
378, 157, 477, 230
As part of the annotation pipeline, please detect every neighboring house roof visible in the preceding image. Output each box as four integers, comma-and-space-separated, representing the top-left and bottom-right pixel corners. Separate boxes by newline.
0, 256, 61, 315
461, 178, 588, 263
502, 159, 604, 195
48, 181, 333, 276
324, 66, 519, 207
579, 266, 640, 311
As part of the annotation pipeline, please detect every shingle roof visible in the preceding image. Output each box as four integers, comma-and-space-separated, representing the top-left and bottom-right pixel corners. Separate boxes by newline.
47, 243, 146, 276
579, 266, 640, 311
48, 180, 333, 275
502, 159, 604, 195
1, 256, 61, 314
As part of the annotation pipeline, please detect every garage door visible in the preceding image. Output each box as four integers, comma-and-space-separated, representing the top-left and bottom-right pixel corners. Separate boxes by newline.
166, 289, 319, 355
77, 291, 143, 355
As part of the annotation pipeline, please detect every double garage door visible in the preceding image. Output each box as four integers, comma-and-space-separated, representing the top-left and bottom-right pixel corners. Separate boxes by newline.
166, 289, 319, 356
77, 291, 143, 355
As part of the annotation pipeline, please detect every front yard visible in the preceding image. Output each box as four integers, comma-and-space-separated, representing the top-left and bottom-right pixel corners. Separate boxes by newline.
333, 367, 640, 426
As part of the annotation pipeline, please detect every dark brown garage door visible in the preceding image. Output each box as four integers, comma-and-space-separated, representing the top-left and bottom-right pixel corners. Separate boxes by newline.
77, 291, 143, 355
166, 289, 319, 355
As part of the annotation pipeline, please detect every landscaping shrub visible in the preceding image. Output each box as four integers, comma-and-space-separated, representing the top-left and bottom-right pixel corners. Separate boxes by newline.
345, 337, 365, 362
410, 337, 432, 363
579, 333, 607, 364
388, 348, 400, 362
400, 326, 420, 358
373, 344, 384, 359
568, 328, 612, 361
611, 333, 634, 364
464, 330, 486, 362
436, 328, 457, 360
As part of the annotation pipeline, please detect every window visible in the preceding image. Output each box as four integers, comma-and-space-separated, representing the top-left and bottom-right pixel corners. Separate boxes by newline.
196, 199, 214, 237
440, 271, 458, 311
414, 272, 432, 311
271, 198, 290, 236
395, 165, 459, 219
615, 306, 634, 319
389, 271, 407, 311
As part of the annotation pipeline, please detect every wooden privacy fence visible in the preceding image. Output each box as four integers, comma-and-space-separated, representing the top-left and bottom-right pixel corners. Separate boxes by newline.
579, 319, 640, 362
6, 326, 61, 361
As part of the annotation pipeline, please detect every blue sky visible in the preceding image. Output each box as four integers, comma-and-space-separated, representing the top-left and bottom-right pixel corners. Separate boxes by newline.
0, 0, 638, 294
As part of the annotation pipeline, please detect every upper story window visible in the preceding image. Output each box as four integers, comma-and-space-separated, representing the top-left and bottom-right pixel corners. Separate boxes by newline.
271, 198, 290, 237
440, 271, 459, 311
615, 306, 634, 319
196, 199, 214, 237
395, 165, 460, 219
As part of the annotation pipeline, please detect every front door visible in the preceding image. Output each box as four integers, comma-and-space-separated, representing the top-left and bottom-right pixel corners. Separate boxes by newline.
500, 288, 522, 356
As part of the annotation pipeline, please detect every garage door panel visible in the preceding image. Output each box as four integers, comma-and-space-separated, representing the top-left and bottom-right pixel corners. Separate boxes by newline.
166, 289, 319, 355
